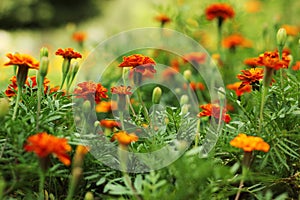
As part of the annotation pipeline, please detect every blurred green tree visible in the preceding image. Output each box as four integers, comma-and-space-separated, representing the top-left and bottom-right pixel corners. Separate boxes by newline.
0, 0, 107, 29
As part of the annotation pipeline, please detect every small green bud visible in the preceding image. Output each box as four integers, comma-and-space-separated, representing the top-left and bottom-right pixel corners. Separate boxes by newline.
181, 104, 189, 115
94, 121, 100, 127
40, 47, 49, 58
83, 100, 91, 116
0, 98, 10, 118
180, 95, 189, 105
72, 62, 80, 77
39, 56, 49, 77
276, 28, 287, 47
183, 70, 192, 82
84, 192, 94, 200
62, 58, 71, 75
152, 87, 162, 104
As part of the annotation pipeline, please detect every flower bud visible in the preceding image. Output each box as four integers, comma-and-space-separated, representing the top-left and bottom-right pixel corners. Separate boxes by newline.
181, 104, 189, 115
84, 192, 94, 200
180, 95, 189, 105
217, 87, 226, 105
152, 87, 162, 104
40, 47, 49, 58
62, 58, 71, 75
276, 28, 287, 47
183, 70, 192, 82
72, 62, 80, 77
83, 100, 91, 117
39, 56, 49, 77
0, 98, 10, 118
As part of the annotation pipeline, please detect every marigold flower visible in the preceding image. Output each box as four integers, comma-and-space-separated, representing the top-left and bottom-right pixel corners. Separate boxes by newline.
134, 64, 157, 74
230, 133, 270, 152
244, 57, 259, 68
119, 54, 156, 69
198, 103, 231, 123
24, 132, 72, 166
184, 82, 205, 91
111, 85, 132, 95
227, 82, 252, 96
256, 51, 291, 70
222, 34, 252, 49
74, 82, 108, 104
95, 101, 117, 112
182, 52, 206, 65
292, 61, 300, 70
55, 48, 82, 60
72, 31, 87, 43
5, 53, 39, 70
155, 14, 171, 25
111, 131, 138, 146
244, 0, 261, 13
281, 24, 299, 36
100, 119, 121, 129
5, 76, 50, 97
237, 68, 264, 88
205, 3, 235, 21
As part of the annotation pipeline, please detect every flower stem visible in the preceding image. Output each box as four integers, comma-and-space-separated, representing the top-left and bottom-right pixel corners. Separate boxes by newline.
38, 170, 45, 200
194, 119, 201, 147
36, 76, 44, 130
119, 111, 125, 130
137, 88, 150, 122
12, 86, 22, 121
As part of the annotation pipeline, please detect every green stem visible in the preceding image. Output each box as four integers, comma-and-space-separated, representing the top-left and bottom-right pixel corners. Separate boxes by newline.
12, 86, 22, 121
36, 76, 44, 131
137, 89, 149, 122
217, 18, 223, 55
119, 111, 125, 130
38, 170, 45, 200
194, 119, 201, 147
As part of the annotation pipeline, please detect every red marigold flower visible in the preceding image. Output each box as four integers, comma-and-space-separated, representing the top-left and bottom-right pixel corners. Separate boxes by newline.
237, 68, 264, 88
100, 119, 121, 129
119, 54, 156, 69
55, 48, 82, 60
111, 131, 138, 146
5, 53, 39, 70
134, 64, 157, 74
5, 76, 50, 97
230, 133, 270, 152
72, 31, 87, 43
205, 3, 235, 21
74, 82, 108, 104
182, 52, 206, 65
155, 14, 171, 25
292, 61, 300, 70
222, 34, 252, 49
256, 51, 290, 70
111, 85, 132, 95
244, 57, 259, 68
227, 81, 252, 96
198, 103, 231, 123
24, 132, 72, 166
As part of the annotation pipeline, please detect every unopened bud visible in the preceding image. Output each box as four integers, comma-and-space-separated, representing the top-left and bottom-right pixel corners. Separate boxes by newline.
180, 95, 189, 105
152, 87, 162, 104
84, 192, 94, 200
0, 98, 10, 118
39, 56, 49, 77
40, 47, 49, 58
72, 62, 80, 77
183, 70, 192, 82
277, 28, 287, 47
217, 87, 226, 103
62, 58, 71, 75
83, 100, 91, 116
181, 104, 189, 115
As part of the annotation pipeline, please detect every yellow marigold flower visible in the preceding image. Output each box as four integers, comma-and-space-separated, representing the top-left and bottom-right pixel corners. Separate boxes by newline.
230, 133, 270, 152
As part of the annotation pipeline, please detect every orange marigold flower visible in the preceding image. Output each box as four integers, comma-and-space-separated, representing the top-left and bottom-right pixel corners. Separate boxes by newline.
256, 51, 291, 70
95, 101, 117, 112
135, 64, 157, 74
230, 133, 270, 152
292, 61, 300, 70
182, 52, 206, 65
49, 86, 66, 96
184, 82, 205, 91
111, 85, 132, 95
237, 68, 264, 87
74, 82, 108, 104
198, 103, 231, 123
244, 57, 259, 68
170, 59, 180, 72
222, 34, 252, 49
55, 48, 82, 60
24, 132, 72, 166
281, 24, 299, 36
5, 53, 39, 70
100, 119, 121, 129
72, 31, 87, 42
119, 54, 156, 69
227, 82, 252, 96
244, 0, 261, 13
205, 3, 235, 21
5, 76, 50, 97
111, 131, 138, 146
155, 14, 171, 25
